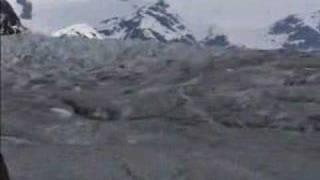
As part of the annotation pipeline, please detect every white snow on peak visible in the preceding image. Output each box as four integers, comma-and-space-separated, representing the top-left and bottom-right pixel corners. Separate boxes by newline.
296, 10, 320, 32
227, 10, 320, 50
52, 24, 104, 39
137, 11, 190, 41
7, 0, 23, 15
97, 2, 195, 43
259, 10, 320, 50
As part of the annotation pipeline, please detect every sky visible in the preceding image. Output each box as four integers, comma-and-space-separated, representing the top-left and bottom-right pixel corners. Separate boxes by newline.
8, 0, 320, 38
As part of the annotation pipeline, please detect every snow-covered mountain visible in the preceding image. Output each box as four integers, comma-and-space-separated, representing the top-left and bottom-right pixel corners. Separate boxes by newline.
267, 10, 320, 50
96, 1, 196, 44
52, 24, 104, 39
0, 0, 25, 35
226, 10, 320, 50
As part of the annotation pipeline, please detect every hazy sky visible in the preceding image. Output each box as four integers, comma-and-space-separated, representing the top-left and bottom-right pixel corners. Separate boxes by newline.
8, 0, 320, 38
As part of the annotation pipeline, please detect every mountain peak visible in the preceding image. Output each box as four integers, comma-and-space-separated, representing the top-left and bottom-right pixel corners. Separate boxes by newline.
268, 10, 320, 50
96, 1, 196, 44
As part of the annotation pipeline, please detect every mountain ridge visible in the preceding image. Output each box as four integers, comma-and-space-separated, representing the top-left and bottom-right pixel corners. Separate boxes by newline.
95, 1, 197, 44
267, 10, 320, 50
43, 1, 320, 50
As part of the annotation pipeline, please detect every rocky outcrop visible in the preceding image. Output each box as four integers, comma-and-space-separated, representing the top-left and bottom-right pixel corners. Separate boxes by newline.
0, 0, 25, 35
201, 34, 230, 47
0, 154, 10, 180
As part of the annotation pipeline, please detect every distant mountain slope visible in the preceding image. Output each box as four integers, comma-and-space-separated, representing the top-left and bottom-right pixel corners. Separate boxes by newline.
200, 26, 230, 47
52, 24, 104, 39
96, 1, 196, 44
268, 10, 320, 50
0, 0, 25, 35
201, 34, 229, 47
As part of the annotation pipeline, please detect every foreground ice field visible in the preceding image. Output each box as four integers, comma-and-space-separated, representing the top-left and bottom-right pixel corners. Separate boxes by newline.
1, 34, 320, 180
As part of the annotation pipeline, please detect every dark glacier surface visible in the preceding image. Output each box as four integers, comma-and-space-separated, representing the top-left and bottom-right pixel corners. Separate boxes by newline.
1, 34, 320, 180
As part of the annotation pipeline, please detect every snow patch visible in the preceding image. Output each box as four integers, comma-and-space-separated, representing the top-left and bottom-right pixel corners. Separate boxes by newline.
297, 10, 320, 32
52, 24, 104, 39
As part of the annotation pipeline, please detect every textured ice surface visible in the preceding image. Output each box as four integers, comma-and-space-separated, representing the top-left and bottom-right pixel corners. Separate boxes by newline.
1, 34, 320, 180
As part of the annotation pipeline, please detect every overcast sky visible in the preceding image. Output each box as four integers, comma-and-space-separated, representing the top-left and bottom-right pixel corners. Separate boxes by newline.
9, 0, 320, 38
